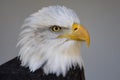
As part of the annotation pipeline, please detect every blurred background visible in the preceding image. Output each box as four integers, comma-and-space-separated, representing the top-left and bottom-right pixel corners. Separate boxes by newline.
0, 0, 120, 80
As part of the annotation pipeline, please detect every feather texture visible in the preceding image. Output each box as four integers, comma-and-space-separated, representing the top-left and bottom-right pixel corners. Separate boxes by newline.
18, 6, 84, 76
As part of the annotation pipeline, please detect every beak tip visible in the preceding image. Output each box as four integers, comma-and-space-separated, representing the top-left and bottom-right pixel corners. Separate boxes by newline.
86, 37, 90, 47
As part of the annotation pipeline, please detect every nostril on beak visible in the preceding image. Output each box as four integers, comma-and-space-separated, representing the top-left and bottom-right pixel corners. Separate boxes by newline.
72, 23, 80, 32
74, 28, 78, 31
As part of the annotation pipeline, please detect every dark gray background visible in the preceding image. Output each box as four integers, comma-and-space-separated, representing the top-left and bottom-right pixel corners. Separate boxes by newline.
0, 0, 120, 80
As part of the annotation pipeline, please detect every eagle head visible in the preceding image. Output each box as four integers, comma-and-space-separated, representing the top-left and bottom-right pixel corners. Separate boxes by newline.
17, 6, 90, 76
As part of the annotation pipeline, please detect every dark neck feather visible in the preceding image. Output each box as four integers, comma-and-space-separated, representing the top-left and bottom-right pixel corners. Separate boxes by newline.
0, 57, 85, 80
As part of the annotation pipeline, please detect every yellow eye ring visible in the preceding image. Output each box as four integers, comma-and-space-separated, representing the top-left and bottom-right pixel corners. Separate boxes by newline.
50, 25, 61, 32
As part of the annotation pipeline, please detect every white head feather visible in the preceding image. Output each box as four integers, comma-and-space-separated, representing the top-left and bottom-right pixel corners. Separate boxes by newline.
18, 6, 83, 76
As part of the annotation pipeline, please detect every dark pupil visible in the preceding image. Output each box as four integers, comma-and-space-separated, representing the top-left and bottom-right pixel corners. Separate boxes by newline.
55, 27, 58, 30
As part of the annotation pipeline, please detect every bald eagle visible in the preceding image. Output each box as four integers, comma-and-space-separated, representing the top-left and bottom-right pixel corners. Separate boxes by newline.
0, 6, 90, 80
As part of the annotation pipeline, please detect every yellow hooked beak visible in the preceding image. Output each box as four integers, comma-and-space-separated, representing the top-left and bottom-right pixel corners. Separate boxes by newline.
58, 23, 90, 47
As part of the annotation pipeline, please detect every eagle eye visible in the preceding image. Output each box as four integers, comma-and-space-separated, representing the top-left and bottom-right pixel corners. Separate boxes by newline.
50, 25, 61, 32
